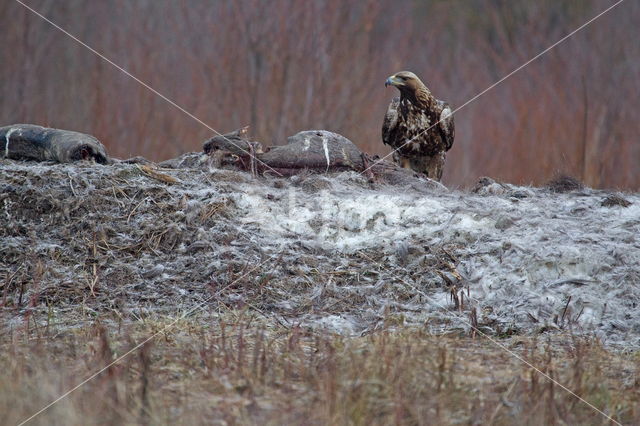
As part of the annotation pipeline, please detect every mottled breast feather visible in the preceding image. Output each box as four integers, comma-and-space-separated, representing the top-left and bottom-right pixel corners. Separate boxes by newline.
382, 96, 454, 157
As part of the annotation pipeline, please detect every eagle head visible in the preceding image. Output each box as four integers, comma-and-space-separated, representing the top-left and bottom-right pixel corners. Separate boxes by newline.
385, 71, 423, 88
385, 71, 431, 107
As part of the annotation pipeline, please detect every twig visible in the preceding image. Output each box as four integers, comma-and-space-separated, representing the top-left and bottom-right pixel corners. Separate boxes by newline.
487, 378, 519, 424
561, 296, 572, 326
127, 198, 147, 223
67, 174, 77, 196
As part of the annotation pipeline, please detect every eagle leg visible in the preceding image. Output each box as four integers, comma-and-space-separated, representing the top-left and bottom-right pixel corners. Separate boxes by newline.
424, 152, 446, 182
399, 156, 412, 170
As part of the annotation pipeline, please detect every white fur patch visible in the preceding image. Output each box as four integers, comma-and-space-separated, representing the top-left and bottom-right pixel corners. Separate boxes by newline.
322, 138, 330, 172
4, 127, 17, 158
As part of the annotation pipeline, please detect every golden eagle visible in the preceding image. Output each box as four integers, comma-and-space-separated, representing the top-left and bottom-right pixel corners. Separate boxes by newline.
382, 71, 454, 181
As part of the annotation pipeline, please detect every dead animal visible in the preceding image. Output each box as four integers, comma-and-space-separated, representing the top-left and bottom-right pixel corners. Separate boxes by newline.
202, 127, 446, 190
259, 130, 366, 174
0, 124, 109, 164
204, 128, 368, 174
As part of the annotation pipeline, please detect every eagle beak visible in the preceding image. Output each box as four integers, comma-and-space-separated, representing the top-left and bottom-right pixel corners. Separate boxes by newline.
385, 75, 399, 87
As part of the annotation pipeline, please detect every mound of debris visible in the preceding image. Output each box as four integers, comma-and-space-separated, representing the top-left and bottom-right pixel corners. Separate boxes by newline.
0, 157, 451, 334
1, 129, 639, 348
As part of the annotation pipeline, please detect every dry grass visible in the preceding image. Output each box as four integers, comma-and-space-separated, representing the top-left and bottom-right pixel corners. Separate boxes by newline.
2, 316, 639, 425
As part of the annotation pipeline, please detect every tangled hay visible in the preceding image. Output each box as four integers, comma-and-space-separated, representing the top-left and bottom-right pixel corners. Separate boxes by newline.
1, 158, 639, 347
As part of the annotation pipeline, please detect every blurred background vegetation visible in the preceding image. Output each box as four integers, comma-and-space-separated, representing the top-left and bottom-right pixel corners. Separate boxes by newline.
1, 0, 637, 189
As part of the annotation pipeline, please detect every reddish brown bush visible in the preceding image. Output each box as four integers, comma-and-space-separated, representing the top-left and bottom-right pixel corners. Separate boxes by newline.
1, 0, 638, 189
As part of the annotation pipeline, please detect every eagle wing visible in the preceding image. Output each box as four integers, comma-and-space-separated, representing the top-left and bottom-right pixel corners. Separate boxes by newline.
436, 100, 454, 151
382, 97, 400, 147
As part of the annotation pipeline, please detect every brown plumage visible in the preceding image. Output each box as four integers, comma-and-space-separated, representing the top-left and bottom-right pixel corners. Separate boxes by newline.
382, 71, 454, 181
